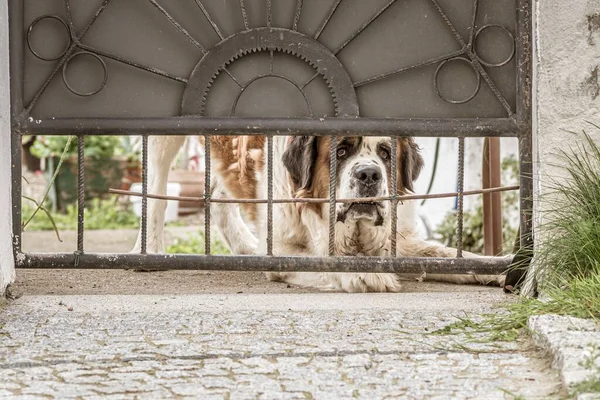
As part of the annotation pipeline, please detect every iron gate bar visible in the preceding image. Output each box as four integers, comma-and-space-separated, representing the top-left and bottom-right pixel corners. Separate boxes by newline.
267, 135, 274, 256
390, 137, 398, 257
141, 134, 149, 254
15, 118, 523, 136
328, 135, 337, 256
239, 0, 249, 30
204, 135, 211, 255
76, 135, 84, 253
292, 0, 303, 32
109, 185, 520, 205
16, 254, 513, 275
456, 137, 465, 258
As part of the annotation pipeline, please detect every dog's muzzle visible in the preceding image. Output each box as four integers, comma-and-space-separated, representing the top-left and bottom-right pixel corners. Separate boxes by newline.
337, 164, 386, 224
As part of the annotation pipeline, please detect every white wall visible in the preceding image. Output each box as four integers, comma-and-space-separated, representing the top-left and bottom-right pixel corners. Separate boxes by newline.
0, 0, 16, 297
523, 0, 600, 294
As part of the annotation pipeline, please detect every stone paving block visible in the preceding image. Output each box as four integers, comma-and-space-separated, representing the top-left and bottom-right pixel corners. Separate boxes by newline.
0, 294, 567, 399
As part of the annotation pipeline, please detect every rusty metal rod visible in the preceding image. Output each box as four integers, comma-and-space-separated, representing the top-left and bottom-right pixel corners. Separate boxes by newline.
109, 185, 519, 204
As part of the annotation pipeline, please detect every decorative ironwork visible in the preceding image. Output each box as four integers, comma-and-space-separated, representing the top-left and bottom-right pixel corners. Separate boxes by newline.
9, 0, 532, 283
19, 0, 518, 118
179, 27, 359, 118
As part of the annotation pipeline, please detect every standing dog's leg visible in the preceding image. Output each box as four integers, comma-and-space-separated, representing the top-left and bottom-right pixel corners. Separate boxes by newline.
211, 174, 259, 255
132, 136, 186, 254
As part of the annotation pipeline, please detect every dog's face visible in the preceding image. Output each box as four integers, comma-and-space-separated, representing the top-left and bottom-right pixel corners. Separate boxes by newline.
335, 137, 392, 225
282, 136, 423, 226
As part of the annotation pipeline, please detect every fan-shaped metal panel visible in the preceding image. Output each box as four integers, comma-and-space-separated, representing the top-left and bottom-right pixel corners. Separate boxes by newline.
13, 0, 525, 125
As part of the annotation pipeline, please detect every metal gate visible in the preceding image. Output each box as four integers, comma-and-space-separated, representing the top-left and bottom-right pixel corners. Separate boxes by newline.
10, 0, 532, 280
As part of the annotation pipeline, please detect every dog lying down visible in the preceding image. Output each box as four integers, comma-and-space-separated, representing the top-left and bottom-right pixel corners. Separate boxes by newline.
132, 135, 506, 293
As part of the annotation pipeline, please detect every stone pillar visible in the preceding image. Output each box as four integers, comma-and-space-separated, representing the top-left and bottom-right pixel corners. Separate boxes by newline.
523, 0, 600, 294
0, 0, 16, 297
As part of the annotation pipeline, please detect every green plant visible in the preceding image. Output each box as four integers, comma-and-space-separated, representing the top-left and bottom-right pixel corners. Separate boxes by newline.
435, 156, 519, 254
534, 129, 600, 287
30, 136, 122, 160
166, 231, 230, 255
22, 197, 140, 234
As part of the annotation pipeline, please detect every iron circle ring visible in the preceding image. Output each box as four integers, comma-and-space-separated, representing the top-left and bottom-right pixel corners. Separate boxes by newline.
62, 51, 108, 97
473, 24, 515, 68
27, 15, 72, 62
434, 57, 481, 105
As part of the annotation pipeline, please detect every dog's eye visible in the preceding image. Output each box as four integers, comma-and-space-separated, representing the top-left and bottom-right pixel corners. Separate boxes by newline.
337, 148, 347, 158
379, 148, 390, 160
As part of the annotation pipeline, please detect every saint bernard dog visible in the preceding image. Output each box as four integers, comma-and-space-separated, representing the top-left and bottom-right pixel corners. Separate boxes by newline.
132, 135, 504, 292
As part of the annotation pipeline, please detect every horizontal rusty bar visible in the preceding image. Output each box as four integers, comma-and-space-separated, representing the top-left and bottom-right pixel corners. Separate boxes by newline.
16, 253, 512, 274
109, 185, 520, 204
16, 117, 521, 137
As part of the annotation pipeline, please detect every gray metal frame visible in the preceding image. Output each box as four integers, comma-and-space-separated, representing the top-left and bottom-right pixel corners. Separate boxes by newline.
9, 0, 532, 277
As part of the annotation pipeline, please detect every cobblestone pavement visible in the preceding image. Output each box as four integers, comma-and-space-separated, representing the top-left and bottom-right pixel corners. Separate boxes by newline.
529, 315, 600, 399
0, 293, 561, 399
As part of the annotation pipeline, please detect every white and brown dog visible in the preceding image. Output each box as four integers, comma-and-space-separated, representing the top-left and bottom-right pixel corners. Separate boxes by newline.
132, 135, 503, 292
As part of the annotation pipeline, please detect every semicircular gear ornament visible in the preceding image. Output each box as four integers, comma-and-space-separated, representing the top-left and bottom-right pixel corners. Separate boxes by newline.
181, 28, 360, 118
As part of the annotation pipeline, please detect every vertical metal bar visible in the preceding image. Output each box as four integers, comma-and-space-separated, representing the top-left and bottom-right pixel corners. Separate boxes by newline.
390, 137, 398, 257
239, 0, 249, 30
515, 0, 532, 126
76, 135, 85, 253
267, 0, 272, 28
502, 0, 533, 291
292, 0, 303, 31
456, 137, 465, 258
482, 138, 492, 255
11, 132, 22, 254
267, 135, 273, 255
204, 135, 211, 255
9, 0, 24, 121
328, 135, 337, 256
141, 134, 148, 254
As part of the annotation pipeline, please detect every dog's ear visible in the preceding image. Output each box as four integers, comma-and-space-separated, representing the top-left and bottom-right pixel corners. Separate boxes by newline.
282, 136, 318, 193
398, 138, 424, 193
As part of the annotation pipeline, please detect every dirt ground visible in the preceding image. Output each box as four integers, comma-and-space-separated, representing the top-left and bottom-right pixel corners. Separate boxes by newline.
14, 228, 502, 297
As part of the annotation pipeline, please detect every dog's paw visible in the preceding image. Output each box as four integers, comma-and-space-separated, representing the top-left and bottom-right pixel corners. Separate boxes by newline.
265, 272, 285, 282
339, 273, 402, 293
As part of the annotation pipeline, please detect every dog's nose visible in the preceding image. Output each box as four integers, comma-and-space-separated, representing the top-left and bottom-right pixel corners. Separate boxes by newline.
354, 165, 381, 186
